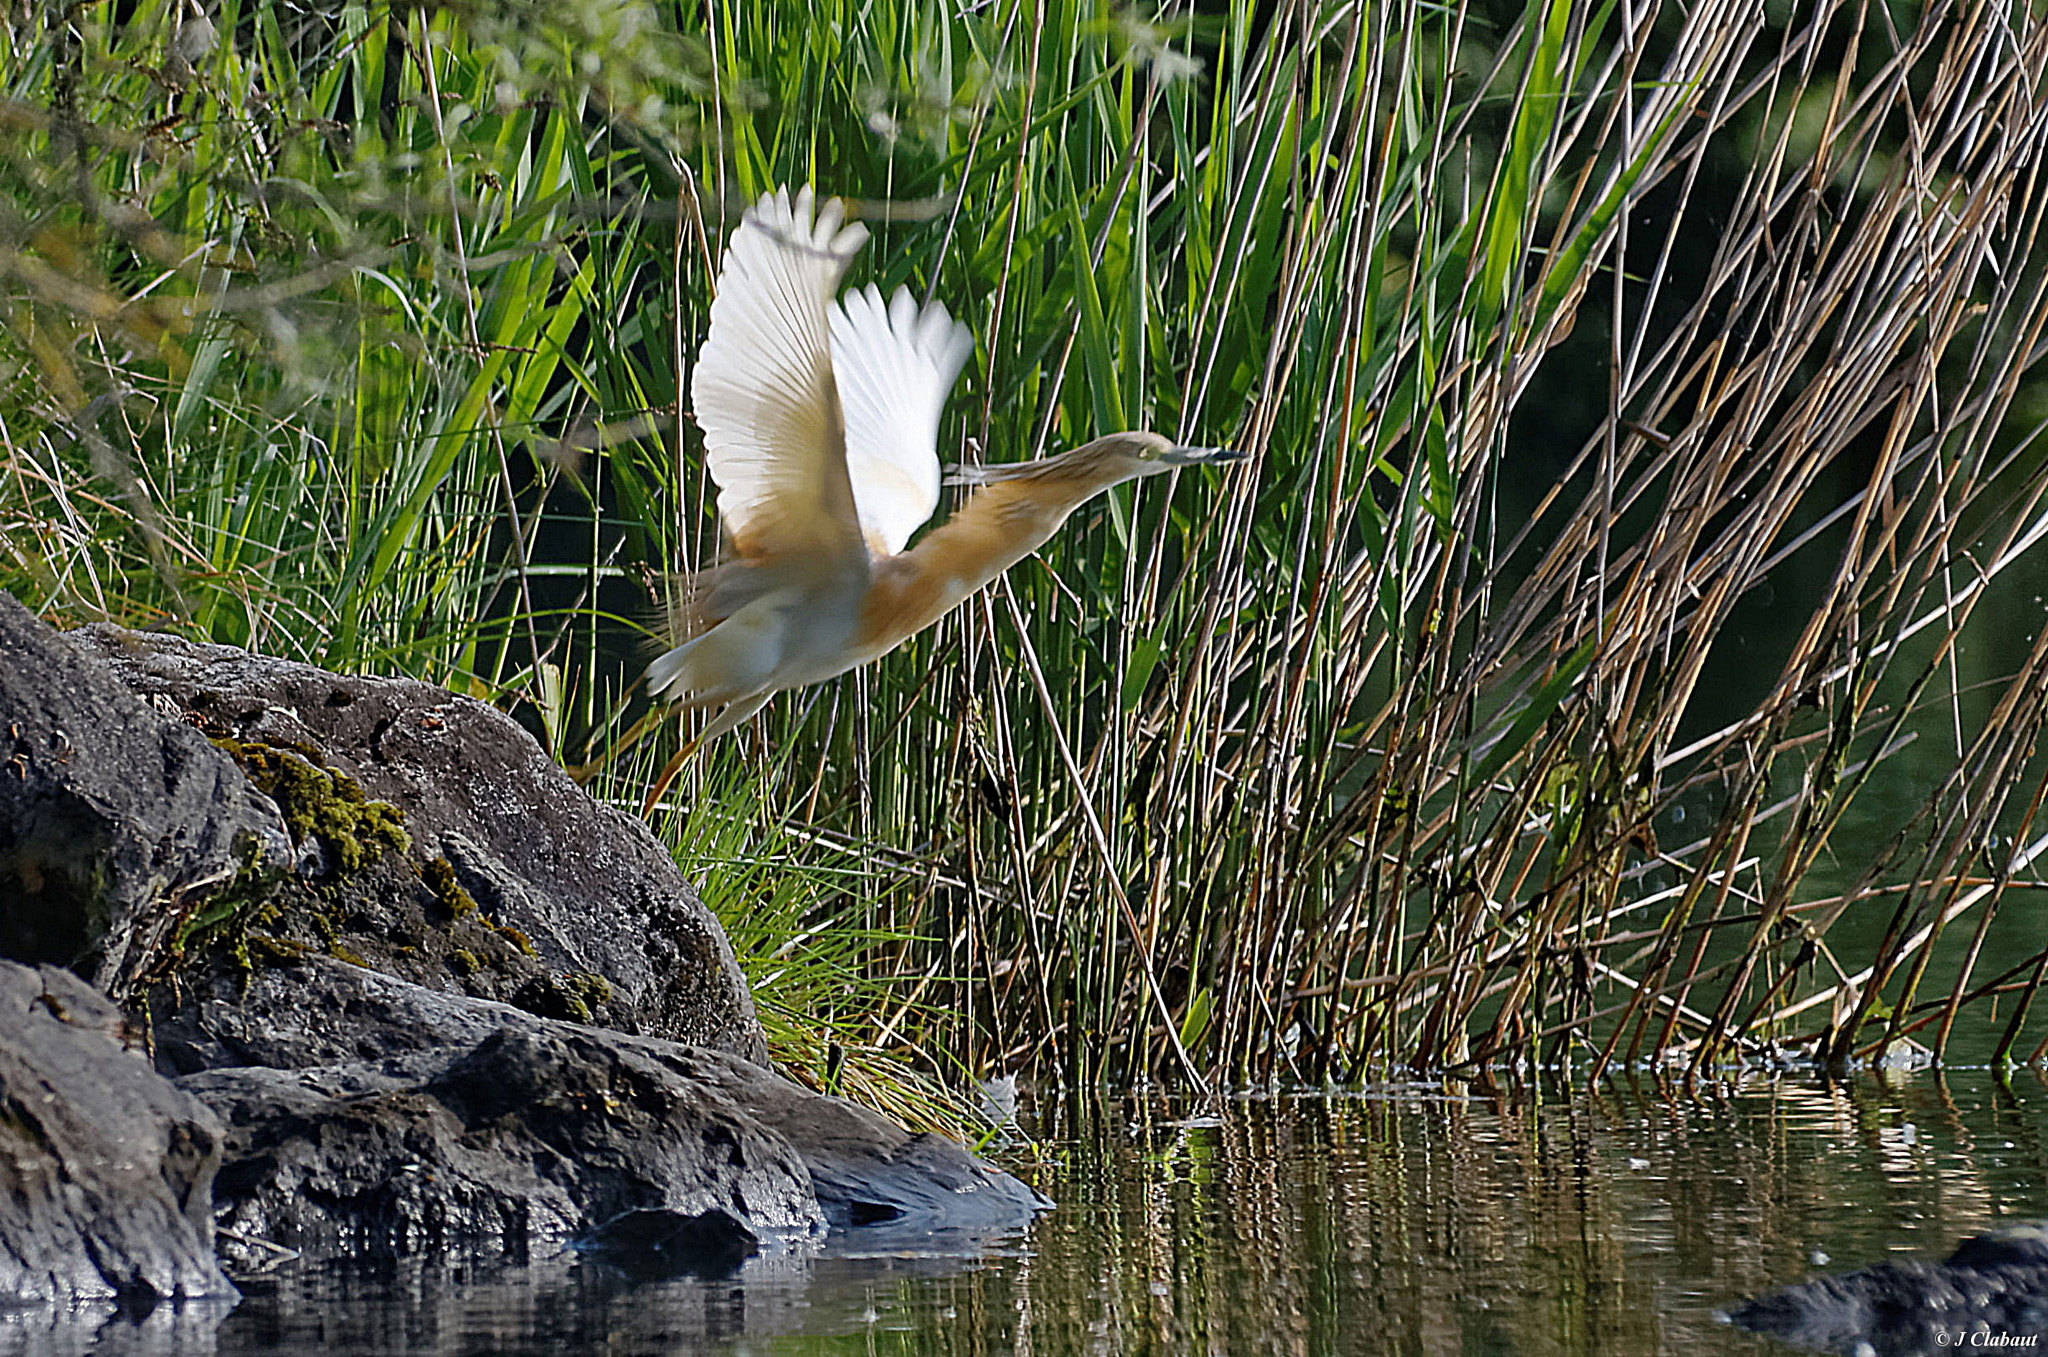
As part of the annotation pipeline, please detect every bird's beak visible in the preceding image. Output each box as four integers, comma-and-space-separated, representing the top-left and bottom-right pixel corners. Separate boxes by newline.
1161, 445, 1249, 466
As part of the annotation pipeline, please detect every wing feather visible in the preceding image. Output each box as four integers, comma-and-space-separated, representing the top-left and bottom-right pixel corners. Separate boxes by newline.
830, 282, 973, 556
692, 187, 870, 564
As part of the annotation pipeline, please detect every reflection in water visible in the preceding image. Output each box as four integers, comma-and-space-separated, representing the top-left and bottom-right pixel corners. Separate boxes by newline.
11, 1071, 2048, 1356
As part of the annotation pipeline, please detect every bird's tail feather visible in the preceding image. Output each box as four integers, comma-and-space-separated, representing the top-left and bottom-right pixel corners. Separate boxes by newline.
647, 558, 787, 655
645, 592, 788, 704
644, 637, 697, 702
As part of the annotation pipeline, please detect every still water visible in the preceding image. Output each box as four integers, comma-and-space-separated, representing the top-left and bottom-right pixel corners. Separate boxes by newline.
14, 1073, 2048, 1356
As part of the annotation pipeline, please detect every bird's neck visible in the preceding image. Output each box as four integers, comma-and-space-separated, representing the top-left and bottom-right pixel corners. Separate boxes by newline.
852, 476, 1111, 655
926, 475, 1109, 577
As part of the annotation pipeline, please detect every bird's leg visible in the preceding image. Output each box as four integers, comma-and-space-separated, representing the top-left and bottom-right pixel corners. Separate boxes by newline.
638, 737, 700, 819
566, 678, 731, 786
565, 707, 666, 785
638, 690, 776, 817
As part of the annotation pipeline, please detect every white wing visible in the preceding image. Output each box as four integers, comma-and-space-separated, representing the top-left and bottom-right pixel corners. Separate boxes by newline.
830, 282, 973, 556
692, 187, 869, 563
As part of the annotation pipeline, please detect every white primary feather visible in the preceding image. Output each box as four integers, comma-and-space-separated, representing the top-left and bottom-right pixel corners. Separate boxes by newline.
830, 282, 974, 556
691, 186, 870, 561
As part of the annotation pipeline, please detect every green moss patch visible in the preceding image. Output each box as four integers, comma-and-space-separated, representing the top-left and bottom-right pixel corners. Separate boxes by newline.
421, 856, 480, 918
215, 738, 409, 872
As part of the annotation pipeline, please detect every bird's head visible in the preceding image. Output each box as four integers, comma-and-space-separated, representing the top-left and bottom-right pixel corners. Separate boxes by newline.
1079, 431, 1247, 480
948, 432, 1246, 492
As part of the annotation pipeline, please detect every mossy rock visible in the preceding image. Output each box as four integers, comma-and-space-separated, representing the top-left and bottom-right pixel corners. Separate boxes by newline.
214, 738, 409, 872
421, 856, 479, 918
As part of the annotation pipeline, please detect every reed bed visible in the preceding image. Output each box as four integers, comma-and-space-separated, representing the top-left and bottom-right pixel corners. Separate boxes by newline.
4, 0, 2047, 1092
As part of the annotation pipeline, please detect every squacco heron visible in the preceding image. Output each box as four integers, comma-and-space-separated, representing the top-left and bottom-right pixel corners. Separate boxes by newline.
645, 186, 1242, 778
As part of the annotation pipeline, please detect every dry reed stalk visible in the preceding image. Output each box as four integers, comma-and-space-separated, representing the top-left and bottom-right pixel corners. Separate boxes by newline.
948, 0, 2048, 1080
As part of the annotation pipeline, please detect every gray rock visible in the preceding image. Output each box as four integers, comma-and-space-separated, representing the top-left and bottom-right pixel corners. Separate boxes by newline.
1728, 1221, 2048, 1354
184, 1025, 822, 1267
0, 599, 1046, 1296
1949, 1221, 2048, 1269
0, 961, 237, 1307
66, 623, 766, 1064
173, 957, 1047, 1264
154, 941, 544, 1073
695, 1047, 1054, 1234
0, 592, 291, 992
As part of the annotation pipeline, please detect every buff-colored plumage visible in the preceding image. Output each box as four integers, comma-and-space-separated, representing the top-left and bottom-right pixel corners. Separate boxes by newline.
646, 187, 1242, 753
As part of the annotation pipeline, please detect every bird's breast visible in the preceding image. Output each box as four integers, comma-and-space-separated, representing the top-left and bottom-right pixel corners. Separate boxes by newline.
845, 487, 1075, 660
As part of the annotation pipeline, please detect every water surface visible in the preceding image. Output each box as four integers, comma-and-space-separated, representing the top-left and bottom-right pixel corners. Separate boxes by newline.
15, 1071, 2048, 1355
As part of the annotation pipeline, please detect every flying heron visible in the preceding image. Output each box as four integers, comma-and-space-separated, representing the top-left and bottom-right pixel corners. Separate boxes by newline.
643, 186, 1242, 799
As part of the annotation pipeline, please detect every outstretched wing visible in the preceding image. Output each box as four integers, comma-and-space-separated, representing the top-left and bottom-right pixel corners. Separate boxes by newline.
830, 283, 973, 557
692, 187, 870, 565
